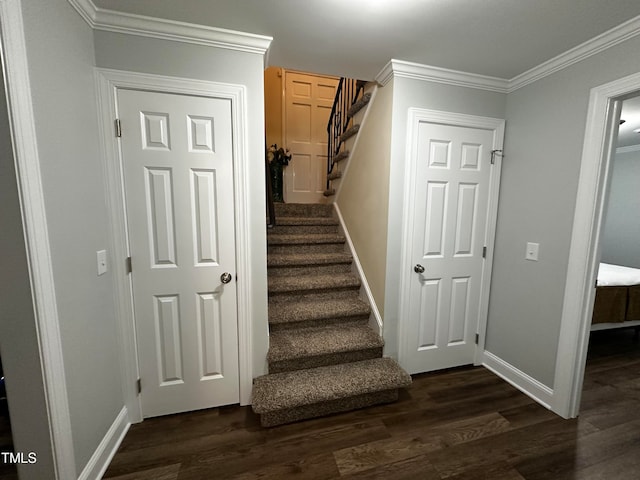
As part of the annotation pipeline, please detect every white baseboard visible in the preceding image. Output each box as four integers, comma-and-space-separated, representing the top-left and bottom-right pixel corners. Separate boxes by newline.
482, 351, 554, 410
333, 204, 383, 335
78, 406, 130, 480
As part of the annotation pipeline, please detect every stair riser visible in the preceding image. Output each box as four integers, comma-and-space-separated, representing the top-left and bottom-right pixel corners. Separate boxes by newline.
259, 389, 399, 427
269, 347, 383, 374
268, 243, 346, 255
268, 263, 352, 277
268, 317, 368, 332
269, 224, 340, 235
269, 284, 360, 298
268, 289, 361, 304
274, 204, 333, 218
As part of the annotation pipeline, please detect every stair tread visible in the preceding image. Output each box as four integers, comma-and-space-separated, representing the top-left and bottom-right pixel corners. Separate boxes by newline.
252, 358, 411, 413
268, 252, 352, 267
268, 233, 346, 245
268, 325, 383, 363
268, 273, 360, 293
269, 297, 370, 324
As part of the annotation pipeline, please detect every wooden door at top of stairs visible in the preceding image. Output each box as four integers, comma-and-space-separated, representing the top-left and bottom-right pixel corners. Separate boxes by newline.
402, 118, 503, 375
284, 71, 339, 203
117, 88, 239, 418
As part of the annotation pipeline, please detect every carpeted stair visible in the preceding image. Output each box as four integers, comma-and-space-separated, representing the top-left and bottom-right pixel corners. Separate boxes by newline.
252, 203, 411, 427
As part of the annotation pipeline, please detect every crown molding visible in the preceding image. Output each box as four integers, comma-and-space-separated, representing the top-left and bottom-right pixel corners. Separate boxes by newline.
616, 144, 640, 155
508, 14, 640, 92
376, 59, 508, 93
67, 0, 272, 55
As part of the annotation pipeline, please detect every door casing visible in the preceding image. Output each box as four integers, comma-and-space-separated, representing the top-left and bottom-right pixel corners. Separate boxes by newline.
555, 72, 640, 419
96, 68, 253, 422
398, 108, 505, 370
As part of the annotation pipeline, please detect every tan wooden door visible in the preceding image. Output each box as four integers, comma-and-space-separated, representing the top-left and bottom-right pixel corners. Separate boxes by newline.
283, 71, 339, 203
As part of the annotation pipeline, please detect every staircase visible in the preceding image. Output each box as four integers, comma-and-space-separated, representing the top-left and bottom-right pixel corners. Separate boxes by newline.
251, 203, 411, 427
324, 79, 372, 198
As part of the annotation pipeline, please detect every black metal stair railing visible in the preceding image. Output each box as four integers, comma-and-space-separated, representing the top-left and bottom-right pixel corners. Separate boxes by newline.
326, 78, 365, 189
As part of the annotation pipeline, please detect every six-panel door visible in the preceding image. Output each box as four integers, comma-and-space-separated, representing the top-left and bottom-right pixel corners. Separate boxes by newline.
118, 88, 239, 417
405, 122, 494, 374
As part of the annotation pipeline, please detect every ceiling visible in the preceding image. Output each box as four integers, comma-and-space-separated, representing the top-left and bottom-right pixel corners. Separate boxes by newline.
93, 0, 640, 81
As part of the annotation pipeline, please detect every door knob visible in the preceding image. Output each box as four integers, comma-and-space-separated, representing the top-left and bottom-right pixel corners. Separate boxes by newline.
414, 264, 425, 274
220, 272, 232, 284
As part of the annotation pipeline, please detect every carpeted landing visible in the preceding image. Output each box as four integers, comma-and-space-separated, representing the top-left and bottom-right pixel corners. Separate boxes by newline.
251, 203, 411, 427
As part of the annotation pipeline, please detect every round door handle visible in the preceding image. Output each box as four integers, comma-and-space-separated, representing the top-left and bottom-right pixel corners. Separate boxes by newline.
220, 272, 233, 284
414, 264, 425, 274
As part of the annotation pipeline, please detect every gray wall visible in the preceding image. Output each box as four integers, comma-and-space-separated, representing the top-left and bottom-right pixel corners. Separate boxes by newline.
384, 76, 506, 358
486, 34, 640, 388
601, 149, 640, 268
0, 35, 56, 479
20, 0, 124, 473
93, 31, 270, 377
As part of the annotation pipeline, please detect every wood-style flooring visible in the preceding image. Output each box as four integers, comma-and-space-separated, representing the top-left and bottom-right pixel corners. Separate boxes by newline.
103, 327, 640, 479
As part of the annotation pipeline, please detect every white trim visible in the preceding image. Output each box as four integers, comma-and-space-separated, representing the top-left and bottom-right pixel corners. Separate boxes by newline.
96, 68, 254, 415
483, 351, 554, 409
77, 407, 130, 480
398, 108, 505, 371
554, 71, 640, 419
0, 1, 76, 478
615, 144, 640, 155
508, 14, 640, 92
334, 204, 383, 335
376, 59, 509, 93
67, 0, 272, 54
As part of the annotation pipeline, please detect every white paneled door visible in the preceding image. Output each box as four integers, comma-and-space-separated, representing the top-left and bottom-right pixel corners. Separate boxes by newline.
403, 117, 502, 375
284, 71, 339, 203
118, 89, 239, 418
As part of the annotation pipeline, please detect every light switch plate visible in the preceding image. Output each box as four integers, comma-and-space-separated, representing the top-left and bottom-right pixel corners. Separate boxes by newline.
525, 242, 539, 261
97, 250, 107, 276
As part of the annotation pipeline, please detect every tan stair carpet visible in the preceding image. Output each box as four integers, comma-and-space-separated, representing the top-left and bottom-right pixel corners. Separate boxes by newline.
252, 202, 411, 427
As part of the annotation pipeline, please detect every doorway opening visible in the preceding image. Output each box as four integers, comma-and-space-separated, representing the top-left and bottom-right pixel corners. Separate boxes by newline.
264, 67, 340, 204
555, 71, 640, 418
580, 94, 640, 416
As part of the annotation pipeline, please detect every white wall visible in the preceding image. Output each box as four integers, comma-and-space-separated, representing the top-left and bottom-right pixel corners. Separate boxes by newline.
93, 31, 270, 377
19, 0, 124, 473
600, 149, 640, 268
384, 76, 506, 358
336, 83, 393, 315
486, 34, 640, 389
0, 42, 56, 479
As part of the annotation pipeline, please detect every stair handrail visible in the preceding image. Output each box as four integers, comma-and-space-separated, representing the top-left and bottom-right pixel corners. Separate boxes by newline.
326, 78, 365, 189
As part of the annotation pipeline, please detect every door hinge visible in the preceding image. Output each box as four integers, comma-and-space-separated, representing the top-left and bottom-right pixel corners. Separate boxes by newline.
125, 256, 132, 274
595, 278, 598, 288
136, 378, 141, 395
115, 119, 122, 138
475, 333, 479, 345
482, 246, 487, 258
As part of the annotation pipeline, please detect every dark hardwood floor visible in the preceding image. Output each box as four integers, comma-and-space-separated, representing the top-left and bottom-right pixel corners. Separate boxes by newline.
103, 328, 640, 479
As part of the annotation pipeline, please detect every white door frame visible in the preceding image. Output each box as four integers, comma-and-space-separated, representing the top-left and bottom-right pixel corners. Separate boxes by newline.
0, 1, 76, 477
96, 68, 254, 422
397, 108, 505, 368
553, 72, 640, 419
